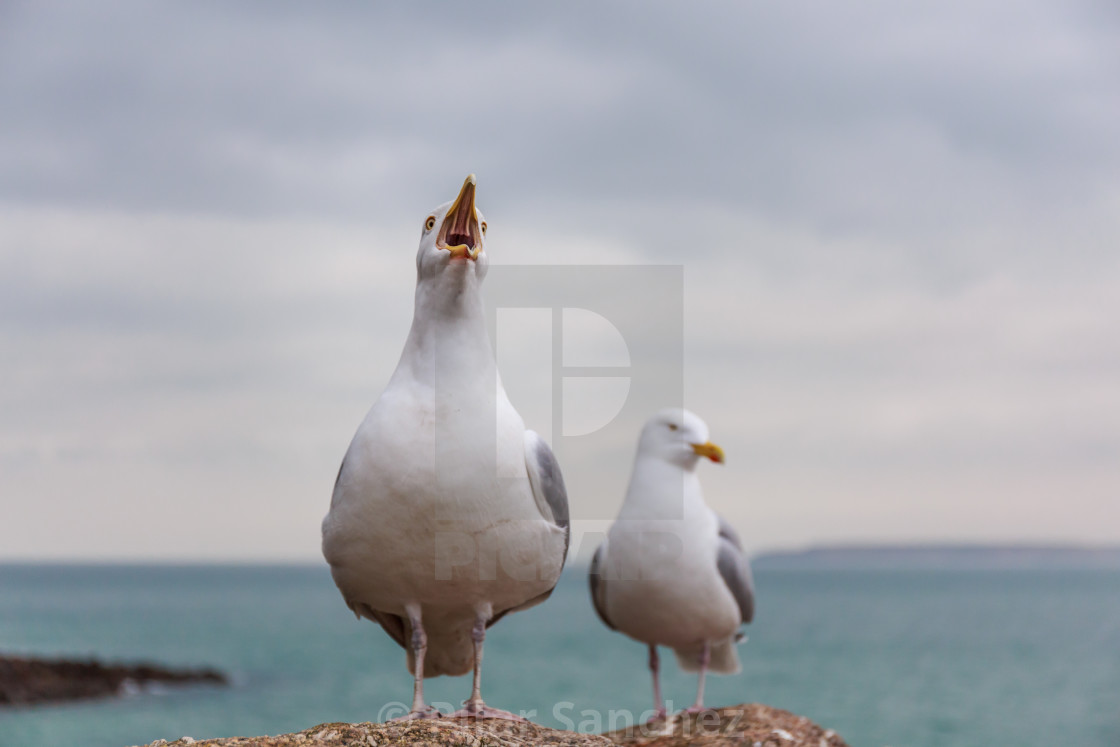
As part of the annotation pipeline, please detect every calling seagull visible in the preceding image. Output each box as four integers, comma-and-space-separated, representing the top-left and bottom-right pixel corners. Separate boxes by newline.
322, 176, 570, 720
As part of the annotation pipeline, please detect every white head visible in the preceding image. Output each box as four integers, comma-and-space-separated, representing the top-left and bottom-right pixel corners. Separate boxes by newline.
415, 174, 490, 286
636, 408, 725, 470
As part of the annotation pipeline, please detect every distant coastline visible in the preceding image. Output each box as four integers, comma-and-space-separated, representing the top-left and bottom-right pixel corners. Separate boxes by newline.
0, 655, 227, 706
752, 544, 1120, 570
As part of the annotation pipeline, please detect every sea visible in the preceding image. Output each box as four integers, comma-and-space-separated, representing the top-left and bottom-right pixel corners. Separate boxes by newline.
1, 563, 1118, 747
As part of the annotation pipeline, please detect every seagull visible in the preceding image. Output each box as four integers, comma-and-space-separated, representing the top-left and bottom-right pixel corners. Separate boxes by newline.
588, 409, 754, 720
323, 175, 569, 721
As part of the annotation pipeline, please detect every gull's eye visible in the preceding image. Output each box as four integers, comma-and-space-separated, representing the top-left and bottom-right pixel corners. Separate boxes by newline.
480, 221, 487, 235
668, 423, 678, 431
424, 216, 436, 231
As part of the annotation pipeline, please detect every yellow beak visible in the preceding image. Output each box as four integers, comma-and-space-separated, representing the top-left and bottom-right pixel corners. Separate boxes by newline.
440, 174, 481, 260
691, 441, 725, 464
446, 244, 480, 260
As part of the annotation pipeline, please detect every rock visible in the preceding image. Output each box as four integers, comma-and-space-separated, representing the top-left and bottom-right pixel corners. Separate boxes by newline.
130, 706, 847, 747
0, 654, 227, 706
131, 719, 611, 747
601, 704, 850, 747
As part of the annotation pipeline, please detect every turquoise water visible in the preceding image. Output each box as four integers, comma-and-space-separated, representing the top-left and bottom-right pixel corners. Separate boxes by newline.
1, 564, 1118, 747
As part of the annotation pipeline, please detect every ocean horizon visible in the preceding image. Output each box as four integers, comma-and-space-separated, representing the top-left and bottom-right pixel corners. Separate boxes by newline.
1, 560, 1118, 747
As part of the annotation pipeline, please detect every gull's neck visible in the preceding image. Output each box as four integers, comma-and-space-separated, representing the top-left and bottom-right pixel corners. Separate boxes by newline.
391, 270, 495, 389
618, 452, 707, 521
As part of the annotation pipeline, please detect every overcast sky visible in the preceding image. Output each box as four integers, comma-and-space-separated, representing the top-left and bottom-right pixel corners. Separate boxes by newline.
2, 0, 1118, 560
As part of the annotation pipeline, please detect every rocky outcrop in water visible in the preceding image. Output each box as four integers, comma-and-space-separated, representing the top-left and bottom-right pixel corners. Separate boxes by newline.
131, 704, 848, 747
0, 654, 227, 705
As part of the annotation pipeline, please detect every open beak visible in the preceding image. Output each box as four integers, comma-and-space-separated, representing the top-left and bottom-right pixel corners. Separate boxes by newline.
439, 174, 482, 260
691, 441, 725, 464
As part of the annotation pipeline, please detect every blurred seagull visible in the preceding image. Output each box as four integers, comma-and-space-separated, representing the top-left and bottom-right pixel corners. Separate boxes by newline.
323, 175, 569, 721
589, 409, 754, 719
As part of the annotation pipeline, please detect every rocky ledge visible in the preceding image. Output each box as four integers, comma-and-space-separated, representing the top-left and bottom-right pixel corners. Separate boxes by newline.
602, 705, 849, 747
133, 704, 848, 747
0, 654, 227, 706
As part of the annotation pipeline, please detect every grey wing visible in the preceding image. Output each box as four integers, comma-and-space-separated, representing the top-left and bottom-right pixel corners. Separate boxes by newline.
524, 430, 570, 558
716, 515, 755, 624
488, 432, 571, 630
717, 514, 744, 551
588, 543, 615, 630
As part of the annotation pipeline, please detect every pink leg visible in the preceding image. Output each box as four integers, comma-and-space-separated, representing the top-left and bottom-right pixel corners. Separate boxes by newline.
390, 604, 442, 721
646, 645, 667, 722
684, 641, 711, 714
447, 608, 526, 721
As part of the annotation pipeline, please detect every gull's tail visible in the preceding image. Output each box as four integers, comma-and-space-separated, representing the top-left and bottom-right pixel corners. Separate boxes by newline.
673, 636, 742, 674
404, 616, 475, 678
352, 601, 475, 678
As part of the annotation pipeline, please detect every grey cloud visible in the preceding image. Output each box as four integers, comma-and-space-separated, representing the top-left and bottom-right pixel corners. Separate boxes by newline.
2, 1, 1119, 557
2, 0, 1117, 240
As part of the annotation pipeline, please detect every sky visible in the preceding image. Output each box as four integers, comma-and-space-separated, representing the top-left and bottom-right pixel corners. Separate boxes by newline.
1, 0, 1118, 561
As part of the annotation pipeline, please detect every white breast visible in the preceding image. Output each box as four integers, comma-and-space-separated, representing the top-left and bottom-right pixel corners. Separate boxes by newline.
601, 511, 741, 647
322, 382, 565, 618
